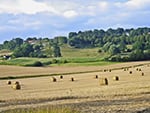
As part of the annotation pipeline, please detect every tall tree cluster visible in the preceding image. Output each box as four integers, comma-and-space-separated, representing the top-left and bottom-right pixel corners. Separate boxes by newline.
68, 27, 150, 61
0, 27, 150, 61
0, 37, 64, 58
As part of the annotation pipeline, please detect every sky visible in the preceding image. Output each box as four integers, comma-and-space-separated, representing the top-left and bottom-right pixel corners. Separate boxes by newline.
0, 0, 150, 43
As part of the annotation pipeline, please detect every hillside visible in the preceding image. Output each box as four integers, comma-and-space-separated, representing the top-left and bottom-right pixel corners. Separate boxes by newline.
0, 27, 150, 63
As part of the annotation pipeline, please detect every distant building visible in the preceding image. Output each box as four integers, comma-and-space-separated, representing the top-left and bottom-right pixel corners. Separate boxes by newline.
3, 55, 11, 60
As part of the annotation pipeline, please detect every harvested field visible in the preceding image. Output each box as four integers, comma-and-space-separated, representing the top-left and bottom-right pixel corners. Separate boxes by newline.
0, 61, 150, 113
0, 61, 149, 78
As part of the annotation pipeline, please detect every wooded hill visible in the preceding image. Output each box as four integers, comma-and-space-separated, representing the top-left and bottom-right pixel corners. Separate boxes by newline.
0, 27, 150, 62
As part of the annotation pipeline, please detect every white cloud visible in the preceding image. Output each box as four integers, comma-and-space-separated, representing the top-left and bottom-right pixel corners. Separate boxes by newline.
0, 0, 111, 17
8, 19, 41, 27
0, 0, 150, 42
0, 0, 58, 15
125, 0, 150, 10
115, 0, 150, 11
98, 1, 109, 12
63, 10, 78, 18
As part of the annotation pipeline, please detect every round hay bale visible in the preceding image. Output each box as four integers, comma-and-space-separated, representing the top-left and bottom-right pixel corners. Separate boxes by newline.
141, 72, 144, 76
124, 68, 129, 71
129, 71, 132, 74
113, 76, 119, 81
124, 68, 126, 71
7, 80, 11, 85
12, 84, 21, 90
136, 68, 139, 71
95, 75, 98, 79
71, 77, 74, 81
104, 69, 107, 72
138, 68, 142, 71
109, 69, 111, 72
99, 78, 108, 85
60, 75, 63, 79
51, 77, 57, 82
14, 81, 20, 85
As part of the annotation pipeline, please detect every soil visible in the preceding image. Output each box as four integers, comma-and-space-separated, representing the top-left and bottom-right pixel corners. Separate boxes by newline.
0, 61, 150, 113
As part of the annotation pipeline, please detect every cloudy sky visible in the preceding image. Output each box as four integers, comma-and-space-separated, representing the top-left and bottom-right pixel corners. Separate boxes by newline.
0, 0, 150, 43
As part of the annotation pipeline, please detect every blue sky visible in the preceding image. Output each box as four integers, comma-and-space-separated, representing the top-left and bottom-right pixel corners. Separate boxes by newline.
0, 0, 150, 43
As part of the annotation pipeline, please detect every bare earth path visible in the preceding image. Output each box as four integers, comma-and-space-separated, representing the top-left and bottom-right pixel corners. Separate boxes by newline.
0, 61, 150, 113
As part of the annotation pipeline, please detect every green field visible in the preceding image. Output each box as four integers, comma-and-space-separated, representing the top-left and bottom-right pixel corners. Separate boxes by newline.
61, 45, 105, 58
0, 57, 117, 67
0, 46, 116, 66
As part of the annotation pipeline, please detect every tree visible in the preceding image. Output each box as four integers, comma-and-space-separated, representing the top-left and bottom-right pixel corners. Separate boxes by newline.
13, 43, 34, 57
0, 44, 3, 50
103, 42, 113, 52
12, 38, 23, 47
144, 49, 150, 60
129, 49, 144, 61
54, 36, 68, 45
52, 44, 61, 57
132, 41, 145, 50
69, 32, 77, 37
118, 40, 126, 52
109, 45, 120, 55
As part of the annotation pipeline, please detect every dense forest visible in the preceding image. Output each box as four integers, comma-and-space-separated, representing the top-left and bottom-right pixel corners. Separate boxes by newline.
0, 27, 150, 62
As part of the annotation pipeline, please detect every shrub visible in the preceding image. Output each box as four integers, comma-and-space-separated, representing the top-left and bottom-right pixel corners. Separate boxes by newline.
60, 59, 68, 64
43, 61, 52, 65
51, 59, 58, 64
98, 49, 102, 53
32, 61, 43, 67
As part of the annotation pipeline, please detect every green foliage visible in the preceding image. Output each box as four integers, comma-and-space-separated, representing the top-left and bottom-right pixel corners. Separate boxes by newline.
108, 44, 120, 55
1, 38, 23, 50
0, 27, 150, 62
43, 61, 52, 65
97, 48, 102, 53
129, 49, 144, 61
53, 36, 68, 45
51, 59, 58, 64
32, 61, 43, 67
13, 43, 34, 57
52, 44, 61, 57
0, 56, 116, 67
103, 42, 113, 52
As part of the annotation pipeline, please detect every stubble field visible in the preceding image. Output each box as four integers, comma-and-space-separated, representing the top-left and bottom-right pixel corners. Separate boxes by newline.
0, 61, 150, 113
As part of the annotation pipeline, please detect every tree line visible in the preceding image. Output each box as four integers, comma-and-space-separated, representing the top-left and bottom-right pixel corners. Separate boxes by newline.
0, 27, 150, 61
0, 37, 66, 58
68, 27, 150, 61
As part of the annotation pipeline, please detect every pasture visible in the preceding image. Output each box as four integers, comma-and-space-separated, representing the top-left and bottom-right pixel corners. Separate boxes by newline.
0, 61, 150, 113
